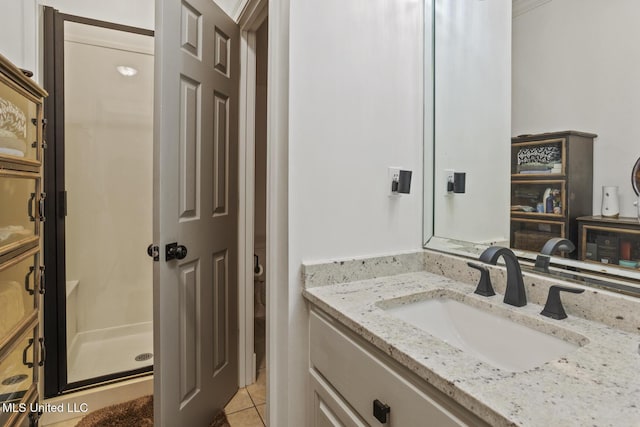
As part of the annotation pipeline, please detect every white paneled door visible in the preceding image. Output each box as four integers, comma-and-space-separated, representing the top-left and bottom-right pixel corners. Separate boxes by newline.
154, 0, 239, 425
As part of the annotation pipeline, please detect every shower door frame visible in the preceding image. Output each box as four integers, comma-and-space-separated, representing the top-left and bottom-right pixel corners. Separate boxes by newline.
42, 7, 154, 398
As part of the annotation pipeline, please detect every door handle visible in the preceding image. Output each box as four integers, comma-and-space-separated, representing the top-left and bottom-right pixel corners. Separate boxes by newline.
166, 243, 188, 261
147, 244, 160, 261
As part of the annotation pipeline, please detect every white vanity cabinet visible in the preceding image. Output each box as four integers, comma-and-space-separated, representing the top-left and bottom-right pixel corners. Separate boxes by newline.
308, 308, 489, 427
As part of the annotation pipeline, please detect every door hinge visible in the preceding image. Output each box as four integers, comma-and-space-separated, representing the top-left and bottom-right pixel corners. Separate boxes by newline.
147, 244, 160, 261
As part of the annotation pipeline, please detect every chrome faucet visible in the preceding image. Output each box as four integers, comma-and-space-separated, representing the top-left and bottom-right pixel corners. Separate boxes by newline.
534, 238, 575, 273
478, 246, 527, 307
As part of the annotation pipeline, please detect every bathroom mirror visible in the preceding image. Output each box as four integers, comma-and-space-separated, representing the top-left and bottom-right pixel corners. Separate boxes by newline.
425, 0, 640, 296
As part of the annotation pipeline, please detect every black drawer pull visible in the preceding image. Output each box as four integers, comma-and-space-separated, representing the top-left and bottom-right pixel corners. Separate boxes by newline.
39, 265, 46, 295
22, 338, 35, 368
39, 337, 46, 366
25, 266, 36, 295
373, 399, 390, 424
28, 192, 36, 221
38, 192, 46, 222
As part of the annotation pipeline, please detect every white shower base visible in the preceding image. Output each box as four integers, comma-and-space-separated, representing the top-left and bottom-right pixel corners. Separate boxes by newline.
67, 321, 153, 383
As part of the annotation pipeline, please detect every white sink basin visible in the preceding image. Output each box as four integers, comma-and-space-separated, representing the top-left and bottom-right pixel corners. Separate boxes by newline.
382, 296, 584, 372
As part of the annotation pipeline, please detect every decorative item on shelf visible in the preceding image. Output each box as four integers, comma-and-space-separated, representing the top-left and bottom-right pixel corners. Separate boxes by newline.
620, 240, 632, 261
541, 188, 561, 214
618, 259, 638, 269
601, 185, 620, 218
516, 145, 562, 174
596, 235, 619, 264
542, 188, 551, 212
551, 189, 561, 214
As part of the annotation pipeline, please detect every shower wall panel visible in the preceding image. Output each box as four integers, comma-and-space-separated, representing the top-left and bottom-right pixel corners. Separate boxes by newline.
63, 22, 154, 335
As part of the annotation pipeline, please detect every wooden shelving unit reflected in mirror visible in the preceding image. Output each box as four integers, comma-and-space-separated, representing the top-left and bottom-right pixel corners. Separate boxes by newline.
510, 131, 596, 254
578, 216, 640, 271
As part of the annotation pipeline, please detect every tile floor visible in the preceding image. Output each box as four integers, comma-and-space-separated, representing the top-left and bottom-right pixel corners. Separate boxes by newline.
227, 314, 267, 426
224, 368, 267, 427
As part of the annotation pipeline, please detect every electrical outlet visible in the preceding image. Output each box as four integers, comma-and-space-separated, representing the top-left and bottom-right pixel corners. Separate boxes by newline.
444, 169, 455, 193
388, 167, 401, 196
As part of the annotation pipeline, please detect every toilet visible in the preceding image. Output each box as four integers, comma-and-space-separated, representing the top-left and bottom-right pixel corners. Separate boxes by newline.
254, 247, 266, 319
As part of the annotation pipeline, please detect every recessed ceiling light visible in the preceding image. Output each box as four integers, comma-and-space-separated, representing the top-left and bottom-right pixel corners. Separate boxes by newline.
116, 66, 138, 77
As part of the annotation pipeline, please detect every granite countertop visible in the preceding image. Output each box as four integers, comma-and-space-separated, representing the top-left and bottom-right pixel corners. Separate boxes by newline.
303, 271, 640, 427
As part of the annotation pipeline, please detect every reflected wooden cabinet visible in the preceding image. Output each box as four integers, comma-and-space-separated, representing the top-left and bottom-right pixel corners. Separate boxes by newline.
510, 131, 595, 253
0, 54, 47, 427
577, 216, 640, 271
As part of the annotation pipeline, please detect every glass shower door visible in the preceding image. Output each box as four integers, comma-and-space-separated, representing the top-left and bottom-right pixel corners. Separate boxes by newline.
62, 20, 154, 385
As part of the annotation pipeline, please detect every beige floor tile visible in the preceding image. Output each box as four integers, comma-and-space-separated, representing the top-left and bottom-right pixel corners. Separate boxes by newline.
225, 388, 255, 414
227, 407, 264, 427
246, 369, 266, 405
256, 404, 266, 424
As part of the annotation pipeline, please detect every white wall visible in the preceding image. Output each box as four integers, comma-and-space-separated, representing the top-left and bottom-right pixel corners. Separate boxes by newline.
433, 0, 512, 243
0, 0, 154, 83
512, 0, 640, 217
0, 0, 28, 70
289, 0, 424, 261
285, 0, 424, 424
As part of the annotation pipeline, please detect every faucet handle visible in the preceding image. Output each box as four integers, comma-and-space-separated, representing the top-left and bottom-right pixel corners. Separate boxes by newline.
540, 285, 584, 320
467, 262, 495, 297
535, 238, 576, 273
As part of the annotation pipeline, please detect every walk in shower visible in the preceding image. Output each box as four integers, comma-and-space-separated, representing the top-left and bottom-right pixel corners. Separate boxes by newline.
43, 9, 154, 394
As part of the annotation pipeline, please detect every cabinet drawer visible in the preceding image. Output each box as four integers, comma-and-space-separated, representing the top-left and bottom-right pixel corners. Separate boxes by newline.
0, 76, 42, 167
0, 172, 41, 259
309, 369, 367, 427
0, 322, 39, 426
0, 249, 40, 342
0, 384, 38, 427
510, 218, 565, 253
310, 309, 486, 427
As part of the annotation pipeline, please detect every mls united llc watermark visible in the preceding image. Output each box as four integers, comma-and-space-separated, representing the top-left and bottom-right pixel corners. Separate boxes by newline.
2, 402, 89, 414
